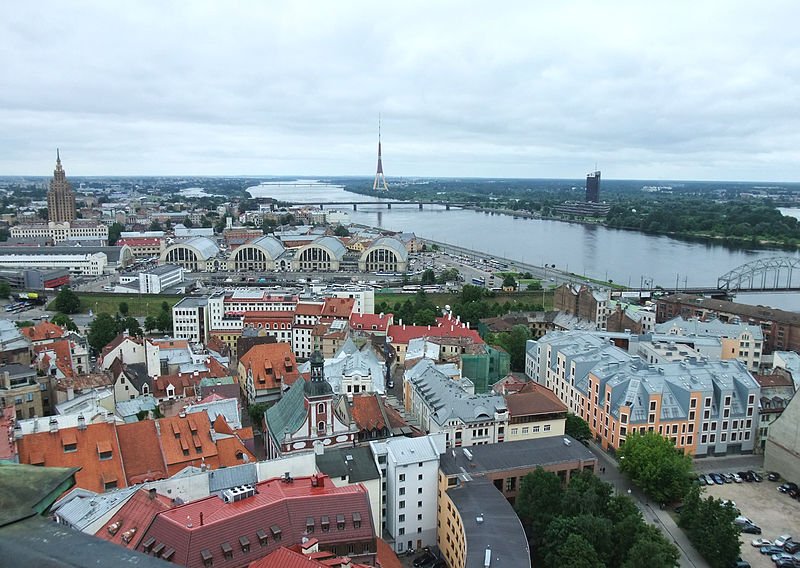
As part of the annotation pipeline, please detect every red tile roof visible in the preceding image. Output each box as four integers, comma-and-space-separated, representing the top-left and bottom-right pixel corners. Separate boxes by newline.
216, 435, 256, 468
116, 420, 168, 485
116, 237, 163, 246
238, 343, 300, 390
350, 313, 394, 332
20, 321, 67, 343
350, 394, 395, 433
321, 298, 355, 320
388, 316, 483, 346
138, 475, 375, 568
100, 334, 143, 364
505, 382, 568, 417
156, 415, 220, 476
95, 488, 174, 549
375, 538, 402, 568
34, 339, 75, 378
295, 302, 324, 316
249, 547, 372, 568
16, 421, 126, 493
755, 373, 795, 388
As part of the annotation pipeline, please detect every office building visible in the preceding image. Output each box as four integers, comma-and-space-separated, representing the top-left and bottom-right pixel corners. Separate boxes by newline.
586, 170, 600, 202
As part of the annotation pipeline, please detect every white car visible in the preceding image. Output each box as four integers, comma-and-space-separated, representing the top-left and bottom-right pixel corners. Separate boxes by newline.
774, 535, 793, 547
751, 538, 772, 547
731, 473, 743, 483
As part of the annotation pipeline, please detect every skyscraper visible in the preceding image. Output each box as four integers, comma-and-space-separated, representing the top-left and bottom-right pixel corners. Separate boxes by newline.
47, 149, 76, 223
585, 170, 600, 203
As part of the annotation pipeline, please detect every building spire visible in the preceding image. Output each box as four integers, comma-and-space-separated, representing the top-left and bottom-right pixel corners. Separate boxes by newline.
372, 114, 388, 192
56, 148, 61, 165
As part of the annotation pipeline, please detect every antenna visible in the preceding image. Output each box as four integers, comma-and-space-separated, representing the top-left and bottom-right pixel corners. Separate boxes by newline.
372, 114, 389, 192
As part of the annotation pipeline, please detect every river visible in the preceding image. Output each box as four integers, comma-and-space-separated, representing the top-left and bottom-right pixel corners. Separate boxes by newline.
248, 181, 800, 311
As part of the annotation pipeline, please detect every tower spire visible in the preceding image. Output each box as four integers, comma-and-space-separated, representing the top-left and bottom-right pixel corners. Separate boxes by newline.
372, 114, 388, 192
56, 148, 61, 165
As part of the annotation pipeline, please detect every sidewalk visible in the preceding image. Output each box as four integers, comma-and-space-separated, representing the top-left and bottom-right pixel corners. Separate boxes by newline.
589, 442, 709, 568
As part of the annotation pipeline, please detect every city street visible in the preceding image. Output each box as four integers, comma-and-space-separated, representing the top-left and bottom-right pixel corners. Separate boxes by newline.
587, 442, 710, 568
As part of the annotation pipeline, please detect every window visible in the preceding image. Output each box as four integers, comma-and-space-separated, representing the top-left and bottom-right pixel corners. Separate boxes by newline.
399, 501, 405, 509
99, 450, 113, 461
337, 514, 345, 530
221, 542, 233, 560
317, 403, 325, 414
399, 474, 405, 482
418, 487, 423, 494
417, 514, 423, 521
399, 528, 405, 536
317, 421, 325, 433
239, 536, 250, 553
522, 427, 529, 434
257, 530, 268, 547
650, 401, 657, 411
543, 425, 551, 432
306, 517, 315, 533
321, 516, 330, 532
418, 473, 423, 481
271, 525, 282, 542
201, 549, 213, 567
399, 487, 405, 496
63, 443, 77, 453
399, 514, 405, 522
417, 501, 422, 507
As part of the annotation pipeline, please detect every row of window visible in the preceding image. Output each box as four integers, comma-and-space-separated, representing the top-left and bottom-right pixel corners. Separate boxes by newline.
509, 424, 551, 435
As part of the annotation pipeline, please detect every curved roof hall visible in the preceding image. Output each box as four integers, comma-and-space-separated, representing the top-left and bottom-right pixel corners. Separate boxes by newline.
361, 237, 408, 260
177, 237, 220, 260
305, 236, 347, 260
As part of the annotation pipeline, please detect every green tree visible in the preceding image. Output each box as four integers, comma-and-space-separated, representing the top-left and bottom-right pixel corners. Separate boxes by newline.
88, 313, 119, 352
54, 287, 81, 314
413, 308, 437, 326
502, 274, 517, 289
144, 315, 158, 333
565, 413, 592, 444
157, 309, 172, 333
149, 219, 162, 231
420, 269, 436, 285
622, 525, 680, 568
0, 280, 11, 299
544, 525, 604, 568
460, 284, 484, 304
493, 324, 530, 371
437, 267, 460, 284
183, 216, 194, 227
332, 224, 350, 237
617, 431, 693, 505
527, 280, 543, 290
121, 316, 143, 337
516, 468, 564, 543
107, 222, 125, 246
15, 320, 35, 328
51, 313, 78, 332
118, 301, 129, 316
248, 402, 269, 430
679, 486, 740, 568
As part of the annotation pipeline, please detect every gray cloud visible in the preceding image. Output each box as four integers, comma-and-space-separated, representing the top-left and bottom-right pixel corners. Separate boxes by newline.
1, 0, 799, 180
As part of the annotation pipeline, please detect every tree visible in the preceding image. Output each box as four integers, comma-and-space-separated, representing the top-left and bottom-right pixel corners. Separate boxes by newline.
527, 280, 543, 290
15, 320, 35, 328
493, 324, 530, 371
413, 308, 437, 326
0, 280, 10, 299
88, 313, 119, 352
420, 269, 436, 285
118, 302, 129, 316
54, 287, 81, 314
122, 316, 143, 337
157, 309, 172, 333
183, 216, 194, 228
437, 267, 460, 284
679, 486, 740, 568
332, 224, 350, 237
149, 219, 162, 231
502, 274, 517, 289
621, 525, 680, 568
107, 222, 125, 246
516, 468, 564, 542
617, 431, 693, 505
51, 313, 78, 332
144, 315, 158, 333
565, 414, 592, 444
248, 402, 269, 430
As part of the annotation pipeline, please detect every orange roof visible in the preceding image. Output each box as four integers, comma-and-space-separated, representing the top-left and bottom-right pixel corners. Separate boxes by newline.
156, 414, 220, 475
387, 319, 483, 345
17, 421, 126, 493
238, 342, 300, 390
351, 394, 389, 432
376, 538, 402, 568
148, 338, 189, 350
95, 488, 174, 549
295, 302, 324, 316
213, 414, 235, 435
249, 547, 373, 568
505, 382, 568, 417
34, 339, 75, 378
116, 420, 168, 485
20, 321, 67, 343
321, 297, 355, 319
216, 435, 256, 468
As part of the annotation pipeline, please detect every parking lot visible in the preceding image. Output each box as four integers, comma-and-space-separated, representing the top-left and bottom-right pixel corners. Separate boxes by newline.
703, 475, 800, 567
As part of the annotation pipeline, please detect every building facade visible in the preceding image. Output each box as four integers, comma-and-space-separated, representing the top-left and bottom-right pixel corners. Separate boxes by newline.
47, 150, 76, 223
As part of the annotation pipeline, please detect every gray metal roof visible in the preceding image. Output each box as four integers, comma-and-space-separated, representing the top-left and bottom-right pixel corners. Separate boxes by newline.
361, 237, 408, 261
52, 486, 138, 531
447, 477, 531, 568
439, 435, 595, 476
208, 463, 258, 493
315, 446, 380, 483
0, 245, 130, 263
304, 236, 347, 260
654, 316, 763, 341
385, 434, 443, 466
248, 236, 286, 260
169, 236, 220, 260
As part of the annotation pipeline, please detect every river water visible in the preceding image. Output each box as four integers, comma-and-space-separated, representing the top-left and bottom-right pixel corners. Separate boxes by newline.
248, 181, 800, 311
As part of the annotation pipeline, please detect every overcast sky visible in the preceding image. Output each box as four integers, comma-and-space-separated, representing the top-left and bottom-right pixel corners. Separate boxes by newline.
2, 1, 799, 180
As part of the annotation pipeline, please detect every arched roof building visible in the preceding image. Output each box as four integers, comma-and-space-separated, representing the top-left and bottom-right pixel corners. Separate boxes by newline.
160, 237, 220, 272
358, 237, 408, 273
292, 236, 347, 272
228, 236, 285, 272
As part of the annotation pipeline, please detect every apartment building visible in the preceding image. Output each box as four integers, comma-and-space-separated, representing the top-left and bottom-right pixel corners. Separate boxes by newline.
369, 434, 445, 554
528, 331, 760, 456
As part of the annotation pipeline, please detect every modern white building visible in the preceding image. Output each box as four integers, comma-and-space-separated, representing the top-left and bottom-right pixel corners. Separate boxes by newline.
10, 221, 109, 244
0, 251, 107, 276
370, 433, 445, 554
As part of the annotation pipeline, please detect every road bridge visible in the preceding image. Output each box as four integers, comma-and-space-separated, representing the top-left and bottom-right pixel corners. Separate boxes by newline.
280, 200, 474, 211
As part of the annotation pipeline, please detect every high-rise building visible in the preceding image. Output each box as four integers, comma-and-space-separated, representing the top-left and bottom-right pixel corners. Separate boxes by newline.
585, 170, 600, 202
47, 149, 76, 223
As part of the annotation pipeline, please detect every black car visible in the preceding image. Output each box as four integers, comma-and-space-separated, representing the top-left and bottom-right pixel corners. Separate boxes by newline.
740, 524, 762, 535
768, 471, 781, 481
739, 470, 754, 482
779, 482, 798, 493
413, 551, 436, 568
784, 541, 800, 554
748, 470, 763, 482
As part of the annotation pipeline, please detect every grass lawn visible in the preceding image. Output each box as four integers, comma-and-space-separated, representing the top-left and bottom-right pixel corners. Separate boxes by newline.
48, 293, 184, 317
376, 290, 554, 310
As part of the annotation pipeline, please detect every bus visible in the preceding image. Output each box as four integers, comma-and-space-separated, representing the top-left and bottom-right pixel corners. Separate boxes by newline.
471, 277, 486, 286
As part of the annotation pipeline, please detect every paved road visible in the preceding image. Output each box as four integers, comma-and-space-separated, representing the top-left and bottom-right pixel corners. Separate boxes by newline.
587, 443, 710, 568
692, 454, 765, 475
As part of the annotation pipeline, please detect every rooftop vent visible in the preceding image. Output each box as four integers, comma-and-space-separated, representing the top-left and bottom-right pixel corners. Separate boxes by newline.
563, 438, 572, 446
476, 514, 484, 524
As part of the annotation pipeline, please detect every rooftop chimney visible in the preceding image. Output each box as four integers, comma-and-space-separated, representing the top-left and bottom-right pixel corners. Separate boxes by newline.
48, 417, 58, 433
77, 414, 86, 431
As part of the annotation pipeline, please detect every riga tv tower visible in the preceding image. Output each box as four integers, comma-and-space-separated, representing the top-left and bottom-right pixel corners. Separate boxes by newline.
372, 115, 389, 191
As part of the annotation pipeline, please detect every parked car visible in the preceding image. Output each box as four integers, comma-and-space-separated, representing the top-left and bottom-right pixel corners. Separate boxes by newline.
734, 561, 751, 568
710, 473, 725, 485
748, 470, 763, 482
739, 470, 754, 482
768, 471, 782, 481
721, 473, 734, 483
731, 473, 743, 483
775, 535, 793, 548
751, 538, 772, 547
784, 541, 800, 554
772, 552, 795, 563
697, 475, 707, 486
720, 499, 737, 510
778, 482, 798, 493
413, 551, 436, 568
774, 559, 800, 568
740, 524, 762, 535
761, 545, 785, 555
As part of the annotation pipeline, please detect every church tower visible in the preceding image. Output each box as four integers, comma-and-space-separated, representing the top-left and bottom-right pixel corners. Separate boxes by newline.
47, 149, 77, 223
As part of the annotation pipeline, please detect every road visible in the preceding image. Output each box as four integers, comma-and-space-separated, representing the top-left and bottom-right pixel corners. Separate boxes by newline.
587, 442, 710, 568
